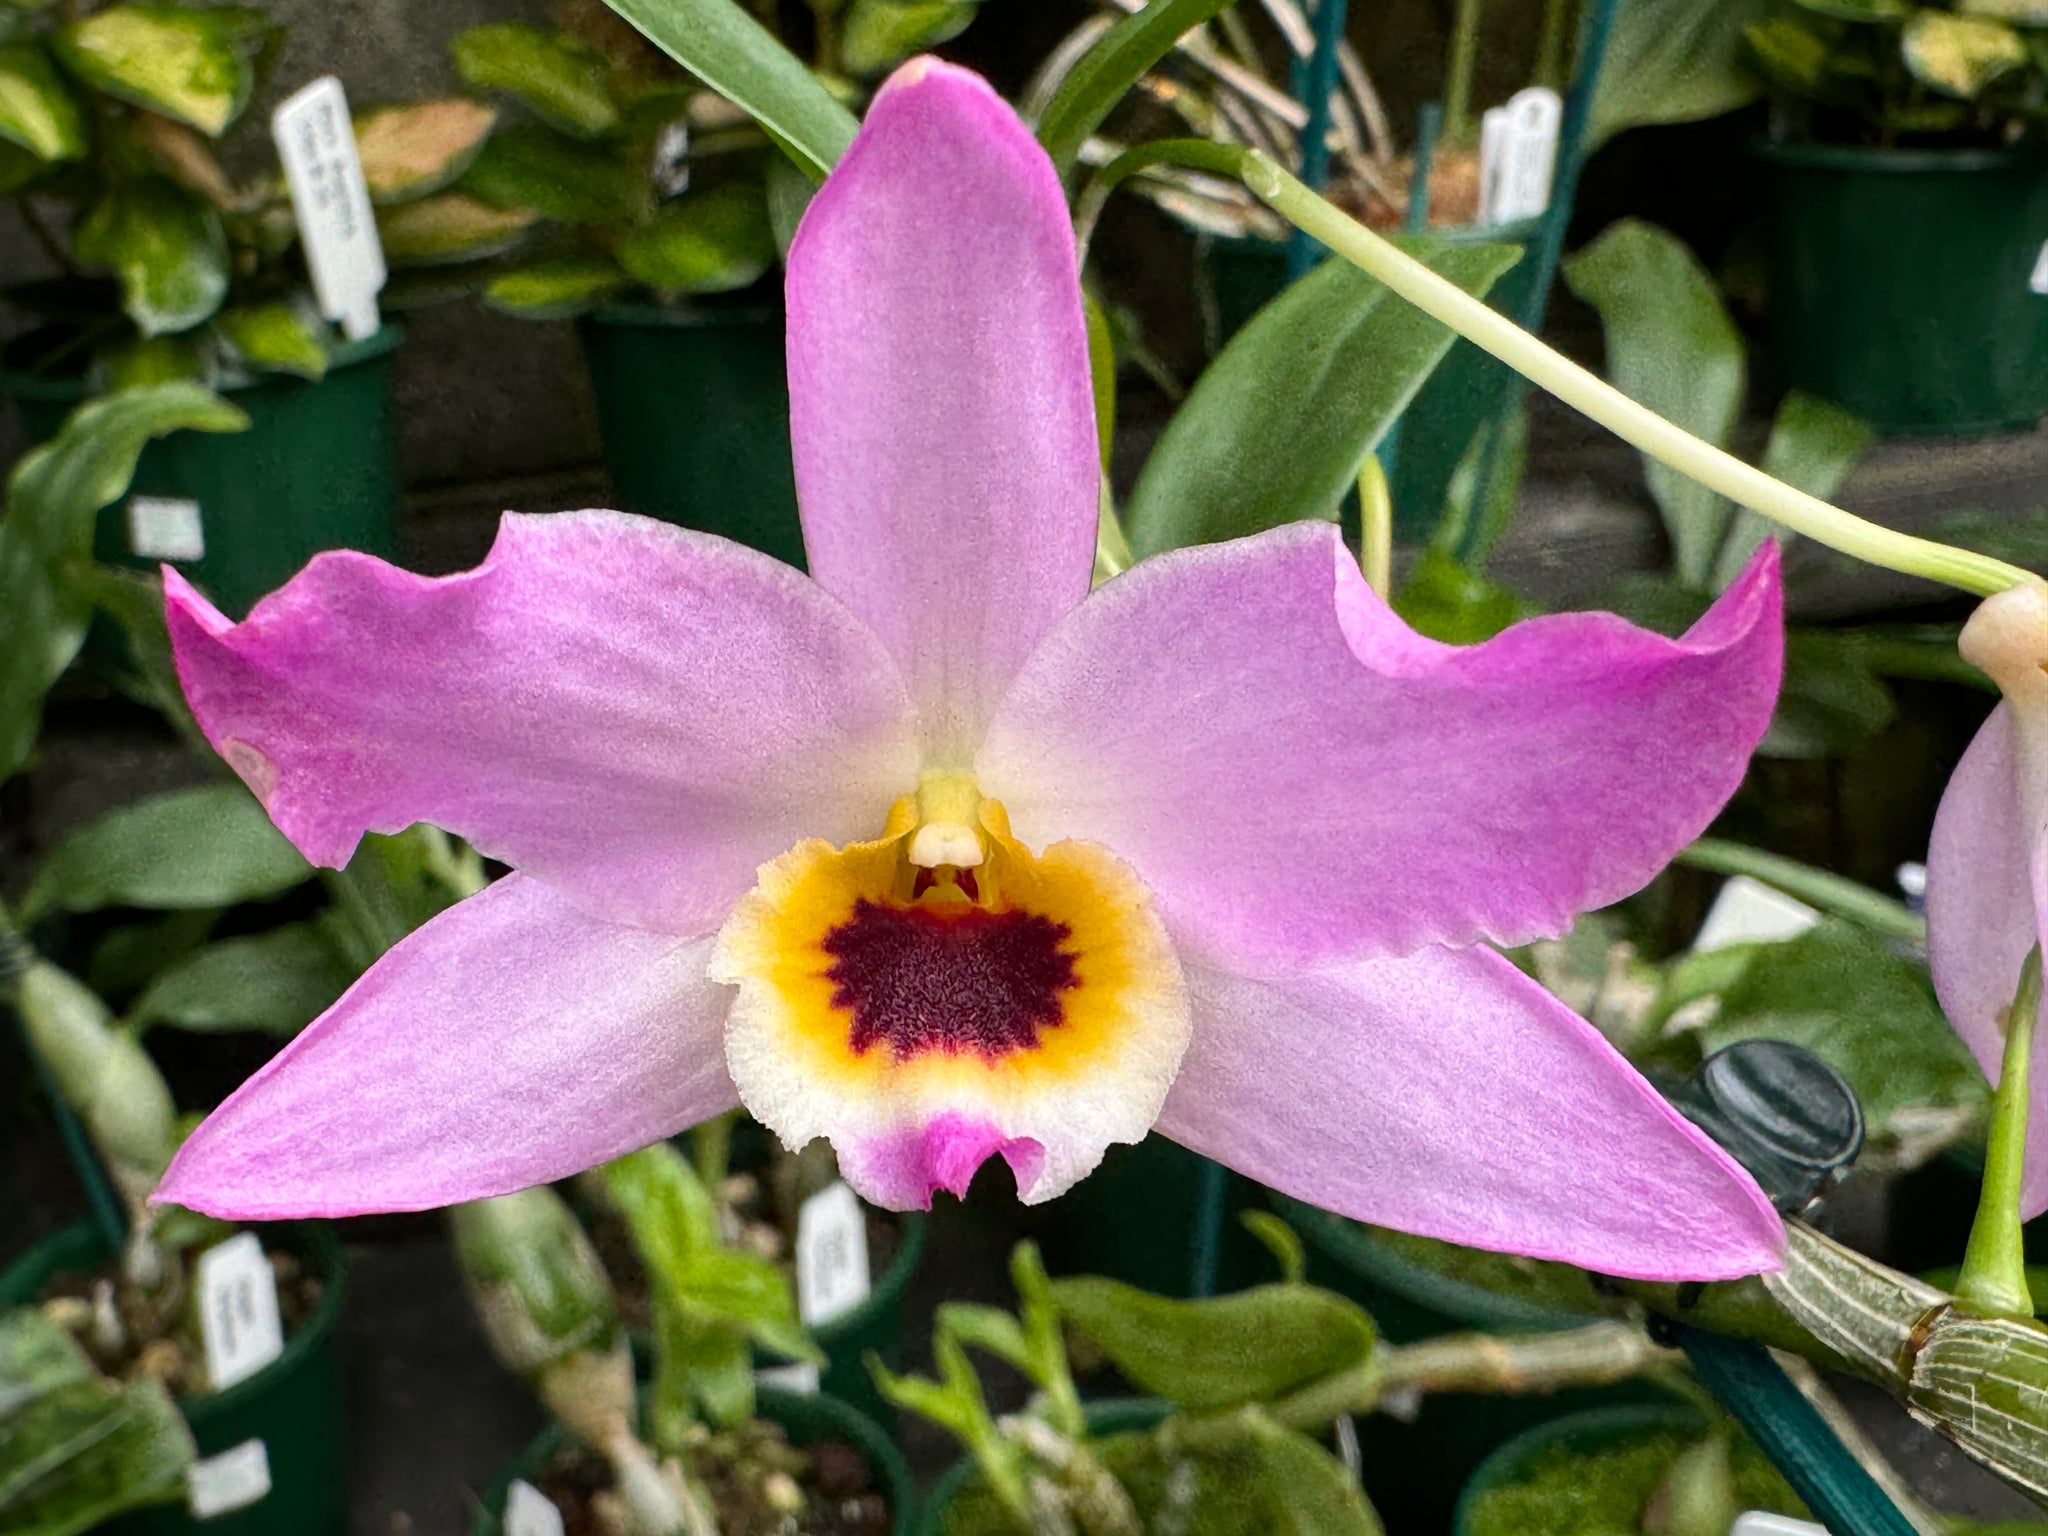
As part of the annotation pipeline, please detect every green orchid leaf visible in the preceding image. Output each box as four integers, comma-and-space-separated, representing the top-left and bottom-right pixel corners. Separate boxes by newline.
215, 301, 328, 379
451, 23, 618, 137
1588, 0, 1770, 147
99, 332, 208, 390
838, 0, 979, 78
1744, 15, 1847, 96
1790, 0, 1909, 21
616, 182, 775, 295
1903, 10, 2028, 97
1701, 921, 1989, 1172
1961, 0, 2048, 24
0, 384, 244, 786
66, 563, 199, 734
1712, 391, 1872, 592
451, 1187, 621, 1372
1037, 0, 1240, 174
602, 1143, 820, 1371
1098, 1409, 1384, 1536
1564, 218, 1743, 590
354, 97, 497, 204
53, 3, 271, 137
0, 135, 45, 192
650, 1307, 754, 1436
1126, 236, 1520, 558
16, 958, 179, 1199
1391, 550, 1534, 644
600, 0, 856, 181
0, 1310, 93, 1418
1761, 628, 1899, 759
937, 1303, 1035, 1375
763, 146, 813, 257
483, 255, 629, 319
23, 782, 311, 921
459, 121, 638, 225
0, 1372, 195, 1536
73, 178, 228, 336
1051, 1276, 1374, 1408
376, 192, 538, 266
0, 42, 86, 160
129, 921, 353, 1035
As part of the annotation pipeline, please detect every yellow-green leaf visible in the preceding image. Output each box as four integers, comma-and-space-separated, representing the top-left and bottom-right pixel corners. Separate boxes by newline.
1960, 0, 2048, 25
1903, 9, 2028, 97
615, 182, 774, 295
838, 0, 978, 77
53, 3, 271, 137
73, 177, 228, 336
376, 192, 537, 266
216, 300, 328, 379
354, 97, 497, 204
451, 23, 618, 137
484, 255, 628, 319
0, 40, 86, 160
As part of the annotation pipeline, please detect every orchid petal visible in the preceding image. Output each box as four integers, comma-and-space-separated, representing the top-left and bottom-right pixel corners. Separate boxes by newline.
981, 523, 1782, 972
167, 510, 918, 936
155, 875, 737, 1219
786, 59, 1098, 759
1926, 702, 2048, 1217
1157, 946, 1785, 1280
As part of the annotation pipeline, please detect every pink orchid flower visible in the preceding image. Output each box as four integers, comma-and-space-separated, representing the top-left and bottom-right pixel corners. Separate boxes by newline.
1928, 580, 2048, 1217
154, 60, 1787, 1281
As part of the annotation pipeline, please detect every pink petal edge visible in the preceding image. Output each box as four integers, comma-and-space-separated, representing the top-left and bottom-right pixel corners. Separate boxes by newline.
1158, 945, 1786, 1281
154, 875, 738, 1219
1926, 702, 2048, 1218
165, 510, 918, 938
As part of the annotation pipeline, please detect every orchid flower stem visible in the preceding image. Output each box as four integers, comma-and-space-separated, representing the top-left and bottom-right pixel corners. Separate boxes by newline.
1956, 946, 2040, 1320
1443, 0, 1485, 145
1358, 454, 1392, 598
1238, 154, 2036, 599
1676, 838, 1926, 945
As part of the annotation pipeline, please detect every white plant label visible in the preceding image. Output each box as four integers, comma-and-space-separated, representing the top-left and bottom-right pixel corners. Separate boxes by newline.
2031, 237, 2048, 296
186, 1438, 270, 1519
504, 1480, 567, 1536
1731, 1515, 1826, 1536
1694, 875, 1820, 954
757, 1359, 822, 1395
272, 76, 385, 340
1478, 87, 1562, 225
127, 495, 205, 562
197, 1232, 284, 1391
795, 1180, 870, 1326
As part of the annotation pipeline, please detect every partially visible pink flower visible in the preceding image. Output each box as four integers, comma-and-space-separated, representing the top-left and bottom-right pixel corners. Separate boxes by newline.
1927, 581, 2048, 1217
153, 60, 1787, 1280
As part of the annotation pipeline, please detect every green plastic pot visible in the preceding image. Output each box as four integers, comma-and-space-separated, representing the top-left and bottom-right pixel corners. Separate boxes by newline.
1451, 1403, 1707, 1536
0, 1220, 349, 1536
1193, 219, 1542, 540
578, 302, 805, 568
470, 1386, 916, 1536
918, 1398, 1168, 1536
807, 1208, 926, 1430
1041, 1134, 1267, 1298
1757, 142, 2048, 436
1, 327, 403, 620
1275, 1195, 1671, 1536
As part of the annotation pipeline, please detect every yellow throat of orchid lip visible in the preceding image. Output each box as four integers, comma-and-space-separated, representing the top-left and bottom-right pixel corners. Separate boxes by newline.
712, 772, 1188, 1087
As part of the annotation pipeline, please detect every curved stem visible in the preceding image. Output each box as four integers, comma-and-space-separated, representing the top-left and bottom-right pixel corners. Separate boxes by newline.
1073, 137, 1256, 267
1238, 152, 2035, 598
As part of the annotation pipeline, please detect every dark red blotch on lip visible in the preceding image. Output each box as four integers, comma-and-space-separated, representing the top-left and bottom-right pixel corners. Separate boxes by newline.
823, 899, 1078, 1060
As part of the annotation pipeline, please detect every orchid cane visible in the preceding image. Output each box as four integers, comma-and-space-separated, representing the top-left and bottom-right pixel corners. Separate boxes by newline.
151, 60, 1787, 1281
